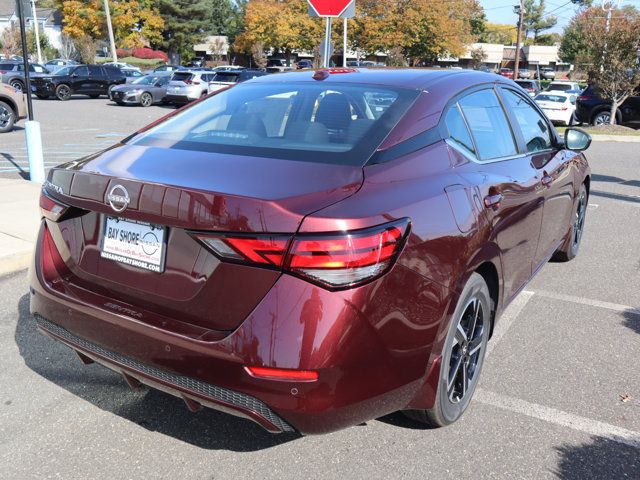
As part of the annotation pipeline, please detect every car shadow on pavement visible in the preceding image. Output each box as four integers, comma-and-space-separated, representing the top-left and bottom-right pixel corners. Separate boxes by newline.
553, 436, 640, 479
14, 294, 300, 451
622, 308, 640, 335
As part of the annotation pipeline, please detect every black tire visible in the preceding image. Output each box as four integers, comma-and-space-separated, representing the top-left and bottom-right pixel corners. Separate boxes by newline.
552, 183, 588, 262
116, 101, 125, 106
0, 100, 16, 133
591, 109, 616, 126
88, 94, 100, 99
403, 273, 491, 427
55, 84, 72, 101
9, 79, 24, 92
36, 94, 50, 100
140, 92, 153, 107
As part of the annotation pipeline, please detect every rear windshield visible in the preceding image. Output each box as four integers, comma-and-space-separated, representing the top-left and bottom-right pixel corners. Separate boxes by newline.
536, 94, 567, 103
516, 81, 534, 88
213, 73, 240, 83
548, 84, 572, 91
129, 82, 419, 166
172, 72, 194, 82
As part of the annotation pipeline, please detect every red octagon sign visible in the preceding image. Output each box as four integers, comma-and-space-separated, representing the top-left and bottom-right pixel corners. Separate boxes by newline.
307, 0, 354, 17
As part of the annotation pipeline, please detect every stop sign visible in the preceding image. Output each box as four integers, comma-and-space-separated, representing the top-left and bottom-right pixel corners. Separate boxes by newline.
307, 0, 354, 17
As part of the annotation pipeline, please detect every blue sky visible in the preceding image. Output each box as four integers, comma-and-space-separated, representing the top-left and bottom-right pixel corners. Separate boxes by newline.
479, 0, 586, 33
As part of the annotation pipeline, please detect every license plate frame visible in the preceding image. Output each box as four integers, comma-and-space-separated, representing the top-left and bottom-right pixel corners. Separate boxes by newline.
100, 216, 167, 273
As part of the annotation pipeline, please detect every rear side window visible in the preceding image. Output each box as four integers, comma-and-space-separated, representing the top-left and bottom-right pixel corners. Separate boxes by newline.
458, 89, 518, 161
74, 66, 89, 76
502, 89, 552, 153
0, 63, 16, 70
172, 72, 193, 82
129, 82, 419, 166
444, 105, 475, 155
88, 65, 102, 76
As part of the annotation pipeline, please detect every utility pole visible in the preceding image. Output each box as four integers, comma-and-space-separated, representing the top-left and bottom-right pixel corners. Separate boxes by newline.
513, 1, 525, 81
601, 0, 620, 71
104, 0, 118, 62
30, 0, 42, 64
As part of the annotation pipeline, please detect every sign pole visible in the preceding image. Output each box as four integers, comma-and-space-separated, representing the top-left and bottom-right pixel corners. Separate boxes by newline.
343, 18, 347, 67
323, 16, 332, 68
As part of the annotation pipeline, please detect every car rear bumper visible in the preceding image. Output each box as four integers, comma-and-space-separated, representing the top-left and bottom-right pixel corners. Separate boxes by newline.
164, 94, 194, 104
30, 221, 445, 434
542, 109, 572, 124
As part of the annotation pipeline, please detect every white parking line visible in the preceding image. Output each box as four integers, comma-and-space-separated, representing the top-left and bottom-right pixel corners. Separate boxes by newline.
528, 290, 640, 317
486, 290, 535, 358
476, 389, 640, 450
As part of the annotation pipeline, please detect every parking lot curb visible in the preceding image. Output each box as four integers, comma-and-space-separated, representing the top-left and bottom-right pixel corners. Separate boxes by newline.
0, 250, 32, 278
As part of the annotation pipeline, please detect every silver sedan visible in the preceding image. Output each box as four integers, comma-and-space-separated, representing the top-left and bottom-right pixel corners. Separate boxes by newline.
109, 74, 171, 107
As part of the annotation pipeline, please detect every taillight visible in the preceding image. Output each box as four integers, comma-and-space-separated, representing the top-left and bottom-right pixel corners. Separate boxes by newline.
184, 79, 200, 85
195, 235, 290, 267
192, 219, 410, 289
578, 95, 588, 102
39, 191, 69, 222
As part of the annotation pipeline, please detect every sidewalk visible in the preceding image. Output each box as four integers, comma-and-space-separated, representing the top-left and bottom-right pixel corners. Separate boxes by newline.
0, 179, 41, 277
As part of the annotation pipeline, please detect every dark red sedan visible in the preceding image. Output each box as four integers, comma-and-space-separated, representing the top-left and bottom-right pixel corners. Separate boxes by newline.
31, 68, 591, 434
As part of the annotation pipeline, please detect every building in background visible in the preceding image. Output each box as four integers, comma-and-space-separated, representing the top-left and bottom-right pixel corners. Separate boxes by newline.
0, 0, 63, 54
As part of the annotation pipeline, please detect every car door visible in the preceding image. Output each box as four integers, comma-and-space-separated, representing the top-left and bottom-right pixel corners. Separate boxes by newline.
447, 87, 544, 302
498, 86, 575, 270
70, 66, 90, 92
87, 65, 105, 93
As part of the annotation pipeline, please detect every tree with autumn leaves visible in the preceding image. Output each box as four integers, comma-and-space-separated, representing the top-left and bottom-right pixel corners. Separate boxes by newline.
236, 0, 485, 66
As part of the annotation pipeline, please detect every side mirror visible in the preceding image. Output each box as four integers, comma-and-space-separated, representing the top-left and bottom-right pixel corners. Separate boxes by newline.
564, 128, 591, 152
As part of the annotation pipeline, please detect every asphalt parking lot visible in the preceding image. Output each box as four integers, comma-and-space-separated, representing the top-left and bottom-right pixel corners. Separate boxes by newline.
0, 99, 639, 479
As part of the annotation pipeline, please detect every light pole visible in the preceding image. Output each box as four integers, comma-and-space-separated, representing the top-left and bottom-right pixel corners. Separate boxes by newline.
601, 0, 620, 71
30, 0, 42, 64
104, 0, 118, 62
16, 0, 45, 183
513, 1, 525, 81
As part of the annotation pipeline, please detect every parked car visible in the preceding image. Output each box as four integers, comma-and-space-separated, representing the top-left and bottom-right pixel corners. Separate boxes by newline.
103, 61, 140, 72
575, 84, 640, 125
110, 74, 171, 107
536, 67, 556, 80
546, 81, 581, 93
0, 82, 26, 133
535, 92, 577, 126
499, 67, 513, 79
165, 70, 216, 104
153, 65, 183, 73
121, 68, 145, 83
30, 65, 126, 100
44, 59, 80, 73
186, 57, 204, 68
515, 79, 541, 98
32, 69, 592, 435
0, 61, 49, 92
207, 69, 269, 94
517, 69, 531, 79
296, 59, 313, 69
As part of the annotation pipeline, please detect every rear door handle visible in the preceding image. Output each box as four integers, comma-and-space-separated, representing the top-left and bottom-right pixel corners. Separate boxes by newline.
484, 193, 503, 210
541, 174, 553, 187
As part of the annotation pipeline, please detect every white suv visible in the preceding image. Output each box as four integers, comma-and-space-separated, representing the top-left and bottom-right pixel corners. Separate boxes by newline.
165, 70, 216, 104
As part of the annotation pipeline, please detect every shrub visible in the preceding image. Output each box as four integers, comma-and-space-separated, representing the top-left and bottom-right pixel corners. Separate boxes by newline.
131, 47, 168, 63
116, 48, 130, 58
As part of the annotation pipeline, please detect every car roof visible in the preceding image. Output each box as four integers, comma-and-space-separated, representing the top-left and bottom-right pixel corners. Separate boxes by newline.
244, 67, 510, 91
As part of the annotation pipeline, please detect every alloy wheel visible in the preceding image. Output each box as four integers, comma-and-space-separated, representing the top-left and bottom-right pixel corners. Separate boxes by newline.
10, 80, 23, 92
572, 189, 587, 251
56, 85, 71, 101
447, 297, 485, 404
594, 112, 612, 126
0, 104, 12, 128
140, 93, 152, 107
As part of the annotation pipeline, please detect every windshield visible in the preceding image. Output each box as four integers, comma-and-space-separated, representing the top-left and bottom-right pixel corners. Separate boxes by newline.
55, 66, 73, 76
548, 84, 572, 91
536, 94, 567, 103
129, 82, 418, 166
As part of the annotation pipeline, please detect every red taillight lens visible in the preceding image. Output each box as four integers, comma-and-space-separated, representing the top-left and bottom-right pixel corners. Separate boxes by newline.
192, 219, 410, 289
578, 95, 588, 102
195, 235, 290, 267
287, 221, 408, 288
39, 192, 69, 222
245, 366, 318, 382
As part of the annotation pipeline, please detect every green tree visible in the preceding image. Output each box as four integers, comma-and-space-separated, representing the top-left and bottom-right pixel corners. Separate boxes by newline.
478, 22, 517, 44
157, 0, 211, 63
522, 0, 557, 42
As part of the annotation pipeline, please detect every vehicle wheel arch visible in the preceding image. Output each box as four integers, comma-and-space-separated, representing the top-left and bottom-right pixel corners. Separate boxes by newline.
591, 106, 622, 124
9, 79, 25, 91
0, 97, 18, 118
